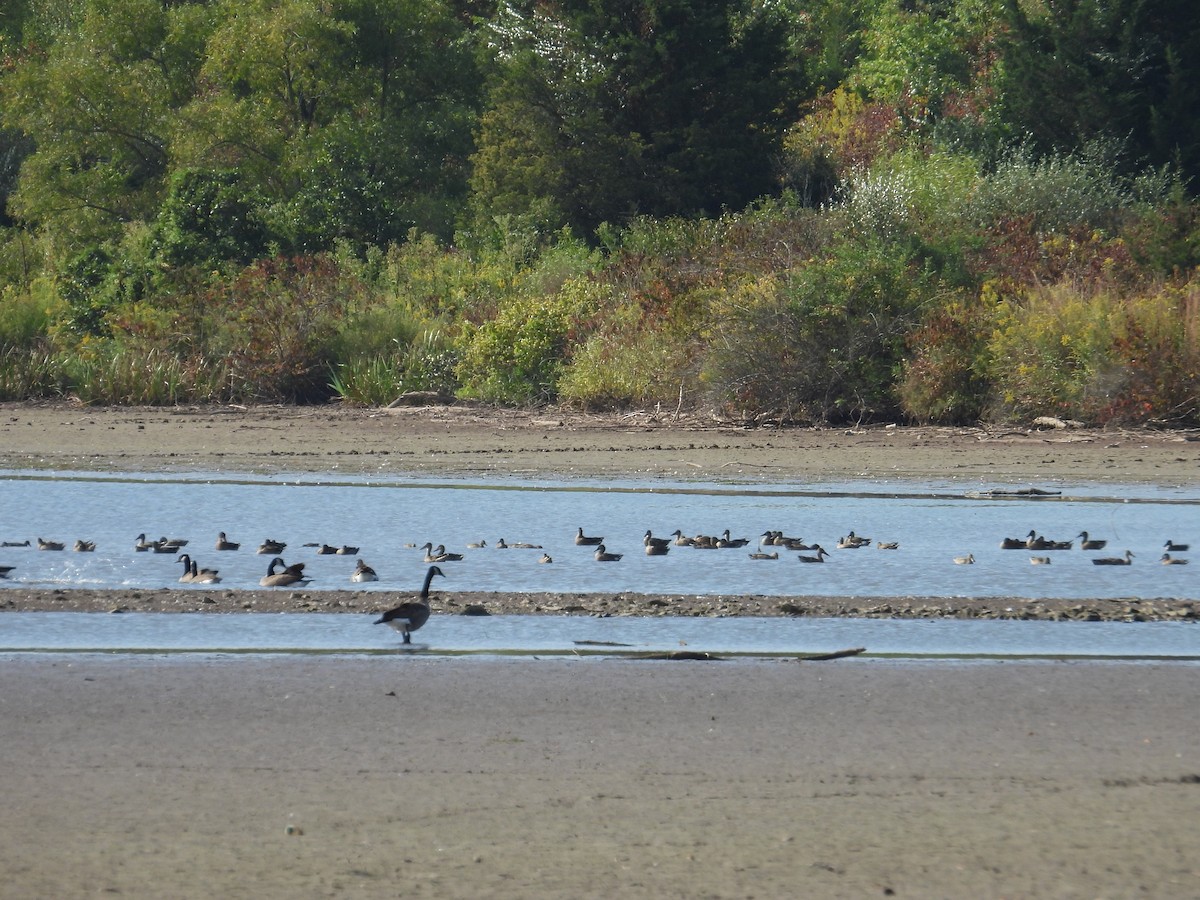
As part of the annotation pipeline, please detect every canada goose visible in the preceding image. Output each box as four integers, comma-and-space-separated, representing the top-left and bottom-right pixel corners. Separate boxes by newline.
644, 530, 672, 550
594, 544, 623, 562
37, 538, 64, 551
215, 532, 240, 551
953, 553, 975, 565
1030, 556, 1051, 565
257, 539, 287, 555
1164, 539, 1190, 552
717, 529, 750, 548
188, 559, 221, 584
644, 542, 670, 556
876, 541, 899, 550
433, 544, 463, 561
73, 539, 96, 552
1092, 550, 1134, 566
575, 527, 604, 546
1160, 553, 1188, 565
797, 546, 830, 563
374, 565, 444, 644
1076, 532, 1106, 551
749, 550, 779, 560
539, 553, 553, 564
351, 559, 379, 582
260, 557, 310, 587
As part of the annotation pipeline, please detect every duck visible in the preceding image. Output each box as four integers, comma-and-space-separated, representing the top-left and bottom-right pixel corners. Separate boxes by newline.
157, 536, 188, 551
36, 538, 65, 551
644, 542, 670, 556
1024, 530, 1049, 550
466, 539, 487, 549
539, 553, 553, 564
575, 527, 604, 546
374, 565, 444, 645
671, 529, 695, 547
73, 539, 96, 552
594, 544, 623, 562
1030, 556, 1051, 565
1164, 539, 1190, 553
875, 541, 899, 550
259, 557, 310, 587
187, 559, 221, 584
257, 539, 287, 555
1076, 531, 1106, 551
1, 540, 29, 548
134, 533, 158, 552
1092, 550, 1134, 566
351, 559, 379, 582
421, 542, 449, 563
999, 536, 1025, 550
0, 564, 14, 578
508, 541, 543, 549
797, 546, 830, 563
953, 553, 975, 565
215, 532, 240, 551
1160, 553, 1188, 565
837, 531, 871, 549
317, 543, 359, 556
433, 544, 463, 561
748, 550, 779, 560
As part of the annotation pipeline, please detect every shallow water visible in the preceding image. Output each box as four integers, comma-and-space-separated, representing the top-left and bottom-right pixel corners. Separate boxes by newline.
1, 611, 1196, 659
1, 469, 1196, 600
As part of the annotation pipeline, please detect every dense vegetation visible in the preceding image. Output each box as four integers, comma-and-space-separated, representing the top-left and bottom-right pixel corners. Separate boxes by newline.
1, 0, 1197, 425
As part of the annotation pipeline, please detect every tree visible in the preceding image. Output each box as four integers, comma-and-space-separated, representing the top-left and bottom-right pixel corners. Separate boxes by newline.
470, 0, 804, 238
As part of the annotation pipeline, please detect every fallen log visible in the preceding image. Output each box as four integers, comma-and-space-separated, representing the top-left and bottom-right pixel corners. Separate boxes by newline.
796, 647, 866, 662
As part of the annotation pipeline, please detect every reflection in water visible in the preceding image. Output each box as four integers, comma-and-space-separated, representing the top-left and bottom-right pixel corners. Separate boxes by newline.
0, 470, 1197, 601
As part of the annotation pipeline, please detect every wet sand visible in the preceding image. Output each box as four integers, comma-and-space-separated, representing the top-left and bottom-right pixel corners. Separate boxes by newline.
2, 403, 1199, 897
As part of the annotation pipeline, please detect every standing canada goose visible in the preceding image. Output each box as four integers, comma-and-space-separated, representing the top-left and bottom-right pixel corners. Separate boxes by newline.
797, 546, 830, 563
260, 557, 310, 586
351, 559, 379, 582
1030, 556, 1051, 565
257, 538, 287, 555
73, 539, 96, 552
749, 550, 779, 560
594, 544, 623, 562
574, 527, 604, 546
1160, 553, 1188, 565
1092, 550, 1134, 566
37, 538, 65, 551
1164, 539, 1190, 552
374, 565, 444, 644
215, 532, 240, 551
953, 553, 975, 565
1076, 531, 1106, 551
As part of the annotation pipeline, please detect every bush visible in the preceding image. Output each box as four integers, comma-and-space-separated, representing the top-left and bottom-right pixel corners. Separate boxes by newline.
897, 290, 996, 423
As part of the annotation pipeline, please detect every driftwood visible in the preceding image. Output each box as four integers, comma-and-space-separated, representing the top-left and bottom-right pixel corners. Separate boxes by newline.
796, 647, 866, 662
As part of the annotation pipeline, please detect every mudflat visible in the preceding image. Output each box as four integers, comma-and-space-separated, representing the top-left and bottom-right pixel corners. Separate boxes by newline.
2, 403, 1199, 898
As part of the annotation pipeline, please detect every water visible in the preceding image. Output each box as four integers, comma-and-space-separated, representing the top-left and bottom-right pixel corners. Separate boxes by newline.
1, 612, 1196, 659
0, 470, 1196, 600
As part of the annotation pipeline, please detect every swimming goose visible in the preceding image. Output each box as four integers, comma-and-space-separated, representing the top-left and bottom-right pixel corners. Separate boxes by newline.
1164, 539, 1190, 552
177, 554, 219, 583
797, 546, 830, 563
594, 544, 623, 562
73, 539, 96, 552
188, 559, 221, 584
1076, 531, 1106, 551
953, 553, 975, 565
1160, 553, 1188, 565
215, 532, 240, 551
37, 538, 65, 551
575, 528, 604, 546
1092, 550, 1134, 566
351, 559, 379, 582
257, 539, 287, 555
259, 557, 310, 587
374, 565, 444, 644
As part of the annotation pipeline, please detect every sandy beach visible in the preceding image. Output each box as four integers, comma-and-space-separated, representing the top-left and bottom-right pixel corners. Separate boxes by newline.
2, 403, 1199, 897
